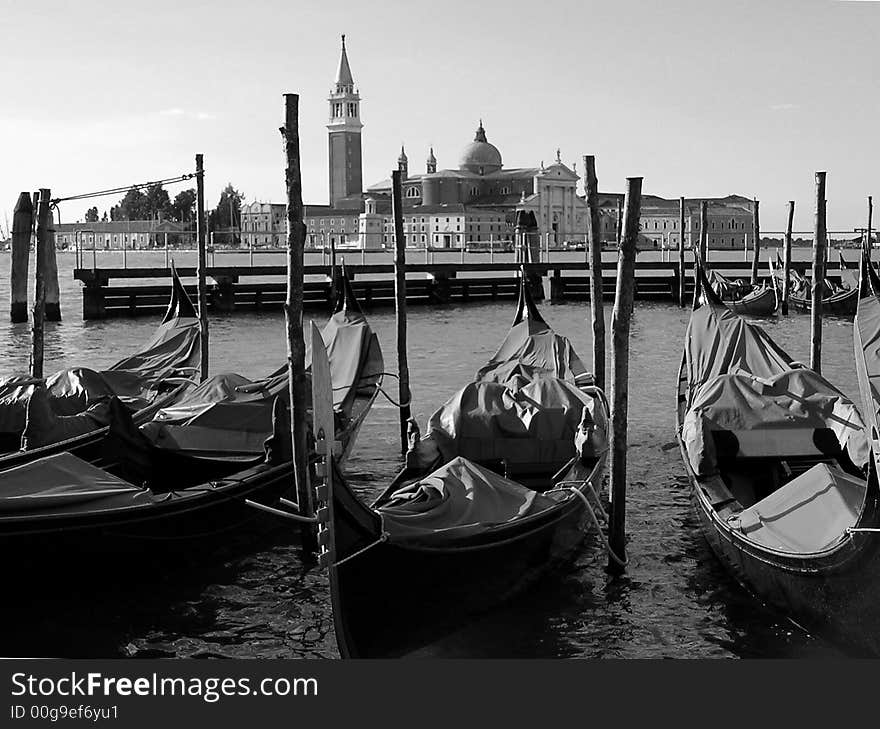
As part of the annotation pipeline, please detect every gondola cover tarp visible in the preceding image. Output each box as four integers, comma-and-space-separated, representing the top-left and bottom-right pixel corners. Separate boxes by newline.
0, 452, 154, 515
683, 301, 868, 475
379, 456, 557, 543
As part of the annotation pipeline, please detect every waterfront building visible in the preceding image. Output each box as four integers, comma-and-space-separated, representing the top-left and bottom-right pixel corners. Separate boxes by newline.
241, 36, 757, 252
54, 218, 188, 250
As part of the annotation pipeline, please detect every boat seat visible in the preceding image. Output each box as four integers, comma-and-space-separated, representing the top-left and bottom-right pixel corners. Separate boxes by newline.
147, 423, 269, 456
729, 462, 866, 553
713, 427, 841, 461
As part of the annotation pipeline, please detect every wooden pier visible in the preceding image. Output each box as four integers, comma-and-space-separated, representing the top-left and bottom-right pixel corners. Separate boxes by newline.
72, 259, 846, 319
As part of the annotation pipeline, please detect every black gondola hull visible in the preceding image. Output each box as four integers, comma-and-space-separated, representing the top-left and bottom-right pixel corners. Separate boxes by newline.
331, 492, 592, 659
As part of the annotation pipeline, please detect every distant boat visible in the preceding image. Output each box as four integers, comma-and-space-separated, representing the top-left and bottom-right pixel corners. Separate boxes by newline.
676, 258, 880, 654
784, 249, 858, 316
707, 266, 778, 317
322, 273, 611, 658
0, 267, 201, 455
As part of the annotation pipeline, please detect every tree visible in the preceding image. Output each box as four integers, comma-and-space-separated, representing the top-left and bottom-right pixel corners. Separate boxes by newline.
84, 206, 99, 223
144, 183, 172, 220
111, 187, 148, 220
170, 189, 196, 223
209, 183, 244, 247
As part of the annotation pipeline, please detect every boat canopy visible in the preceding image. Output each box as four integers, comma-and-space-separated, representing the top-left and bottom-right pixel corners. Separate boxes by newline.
476, 318, 591, 386
729, 463, 866, 553
683, 298, 868, 476
153, 308, 383, 432
379, 456, 558, 545
426, 372, 602, 468
0, 451, 156, 516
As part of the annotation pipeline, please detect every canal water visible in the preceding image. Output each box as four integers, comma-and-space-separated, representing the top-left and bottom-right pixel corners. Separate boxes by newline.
0, 251, 863, 658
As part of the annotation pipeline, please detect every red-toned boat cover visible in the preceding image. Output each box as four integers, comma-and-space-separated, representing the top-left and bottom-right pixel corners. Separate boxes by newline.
682, 297, 868, 475
379, 456, 557, 544
0, 451, 156, 516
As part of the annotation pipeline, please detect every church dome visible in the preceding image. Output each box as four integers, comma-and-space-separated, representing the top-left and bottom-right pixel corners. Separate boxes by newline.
458, 121, 502, 174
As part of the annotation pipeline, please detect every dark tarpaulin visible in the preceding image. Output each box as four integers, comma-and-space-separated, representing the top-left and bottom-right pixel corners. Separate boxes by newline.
148, 307, 383, 449
380, 456, 558, 544
683, 293, 868, 476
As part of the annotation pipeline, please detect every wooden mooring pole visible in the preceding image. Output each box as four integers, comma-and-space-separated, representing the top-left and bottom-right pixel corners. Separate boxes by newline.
329, 230, 338, 306
608, 176, 641, 576
584, 156, 605, 392
391, 170, 412, 455
195, 153, 209, 382
615, 197, 623, 247
283, 93, 317, 553
782, 201, 794, 314
678, 196, 686, 306
699, 200, 708, 262
10, 192, 33, 323
31, 189, 51, 379
44, 207, 61, 321
810, 172, 827, 374
868, 195, 874, 252
750, 199, 761, 286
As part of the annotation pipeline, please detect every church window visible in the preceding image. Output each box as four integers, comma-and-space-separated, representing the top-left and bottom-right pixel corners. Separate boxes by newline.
470, 186, 479, 197
501, 187, 510, 195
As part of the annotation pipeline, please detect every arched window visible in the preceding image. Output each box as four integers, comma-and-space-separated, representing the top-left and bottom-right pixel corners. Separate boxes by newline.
405, 187, 420, 198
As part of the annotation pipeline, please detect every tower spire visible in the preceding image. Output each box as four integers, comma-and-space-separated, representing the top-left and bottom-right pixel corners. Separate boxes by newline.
335, 34, 354, 90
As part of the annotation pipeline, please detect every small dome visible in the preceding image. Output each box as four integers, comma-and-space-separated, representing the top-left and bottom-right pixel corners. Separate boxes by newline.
458, 121, 502, 174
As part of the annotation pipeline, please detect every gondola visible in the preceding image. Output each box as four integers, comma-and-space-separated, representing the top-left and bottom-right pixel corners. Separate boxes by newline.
706, 257, 778, 317
320, 273, 611, 658
143, 265, 383, 466
0, 267, 201, 454
786, 249, 858, 317
675, 257, 880, 654
0, 270, 384, 559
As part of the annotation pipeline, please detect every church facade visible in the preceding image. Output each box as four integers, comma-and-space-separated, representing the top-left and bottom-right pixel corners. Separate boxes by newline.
240, 37, 756, 251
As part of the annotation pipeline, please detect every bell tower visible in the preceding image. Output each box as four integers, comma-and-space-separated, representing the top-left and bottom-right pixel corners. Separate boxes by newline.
327, 34, 363, 208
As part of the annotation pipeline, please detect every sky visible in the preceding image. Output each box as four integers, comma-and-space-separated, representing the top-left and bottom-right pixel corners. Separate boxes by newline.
0, 0, 877, 233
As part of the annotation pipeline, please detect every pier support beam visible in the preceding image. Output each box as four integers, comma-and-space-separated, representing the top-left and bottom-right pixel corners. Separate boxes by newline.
10, 192, 33, 323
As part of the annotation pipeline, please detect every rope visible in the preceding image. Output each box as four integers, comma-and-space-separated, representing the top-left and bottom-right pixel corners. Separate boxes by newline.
846, 527, 880, 534
567, 487, 629, 568
547, 477, 627, 567
331, 531, 389, 568
50, 173, 197, 205
376, 384, 411, 409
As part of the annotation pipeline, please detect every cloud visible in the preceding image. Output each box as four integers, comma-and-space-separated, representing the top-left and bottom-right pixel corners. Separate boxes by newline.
159, 108, 185, 116
769, 103, 799, 111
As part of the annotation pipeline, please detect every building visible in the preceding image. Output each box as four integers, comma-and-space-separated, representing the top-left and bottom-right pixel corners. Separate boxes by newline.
54, 218, 188, 250
242, 36, 758, 252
